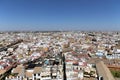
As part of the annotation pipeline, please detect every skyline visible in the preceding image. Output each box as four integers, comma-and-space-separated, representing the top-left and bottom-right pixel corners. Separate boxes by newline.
0, 0, 120, 31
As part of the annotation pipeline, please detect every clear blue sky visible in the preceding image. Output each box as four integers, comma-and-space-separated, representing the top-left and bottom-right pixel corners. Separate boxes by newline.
0, 0, 120, 31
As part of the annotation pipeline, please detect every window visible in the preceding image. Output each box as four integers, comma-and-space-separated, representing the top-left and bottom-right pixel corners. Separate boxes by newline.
34, 74, 36, 76
38, 73, 40, 76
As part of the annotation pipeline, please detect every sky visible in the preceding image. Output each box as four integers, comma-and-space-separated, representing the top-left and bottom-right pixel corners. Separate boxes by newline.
0, 0, 120, 31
